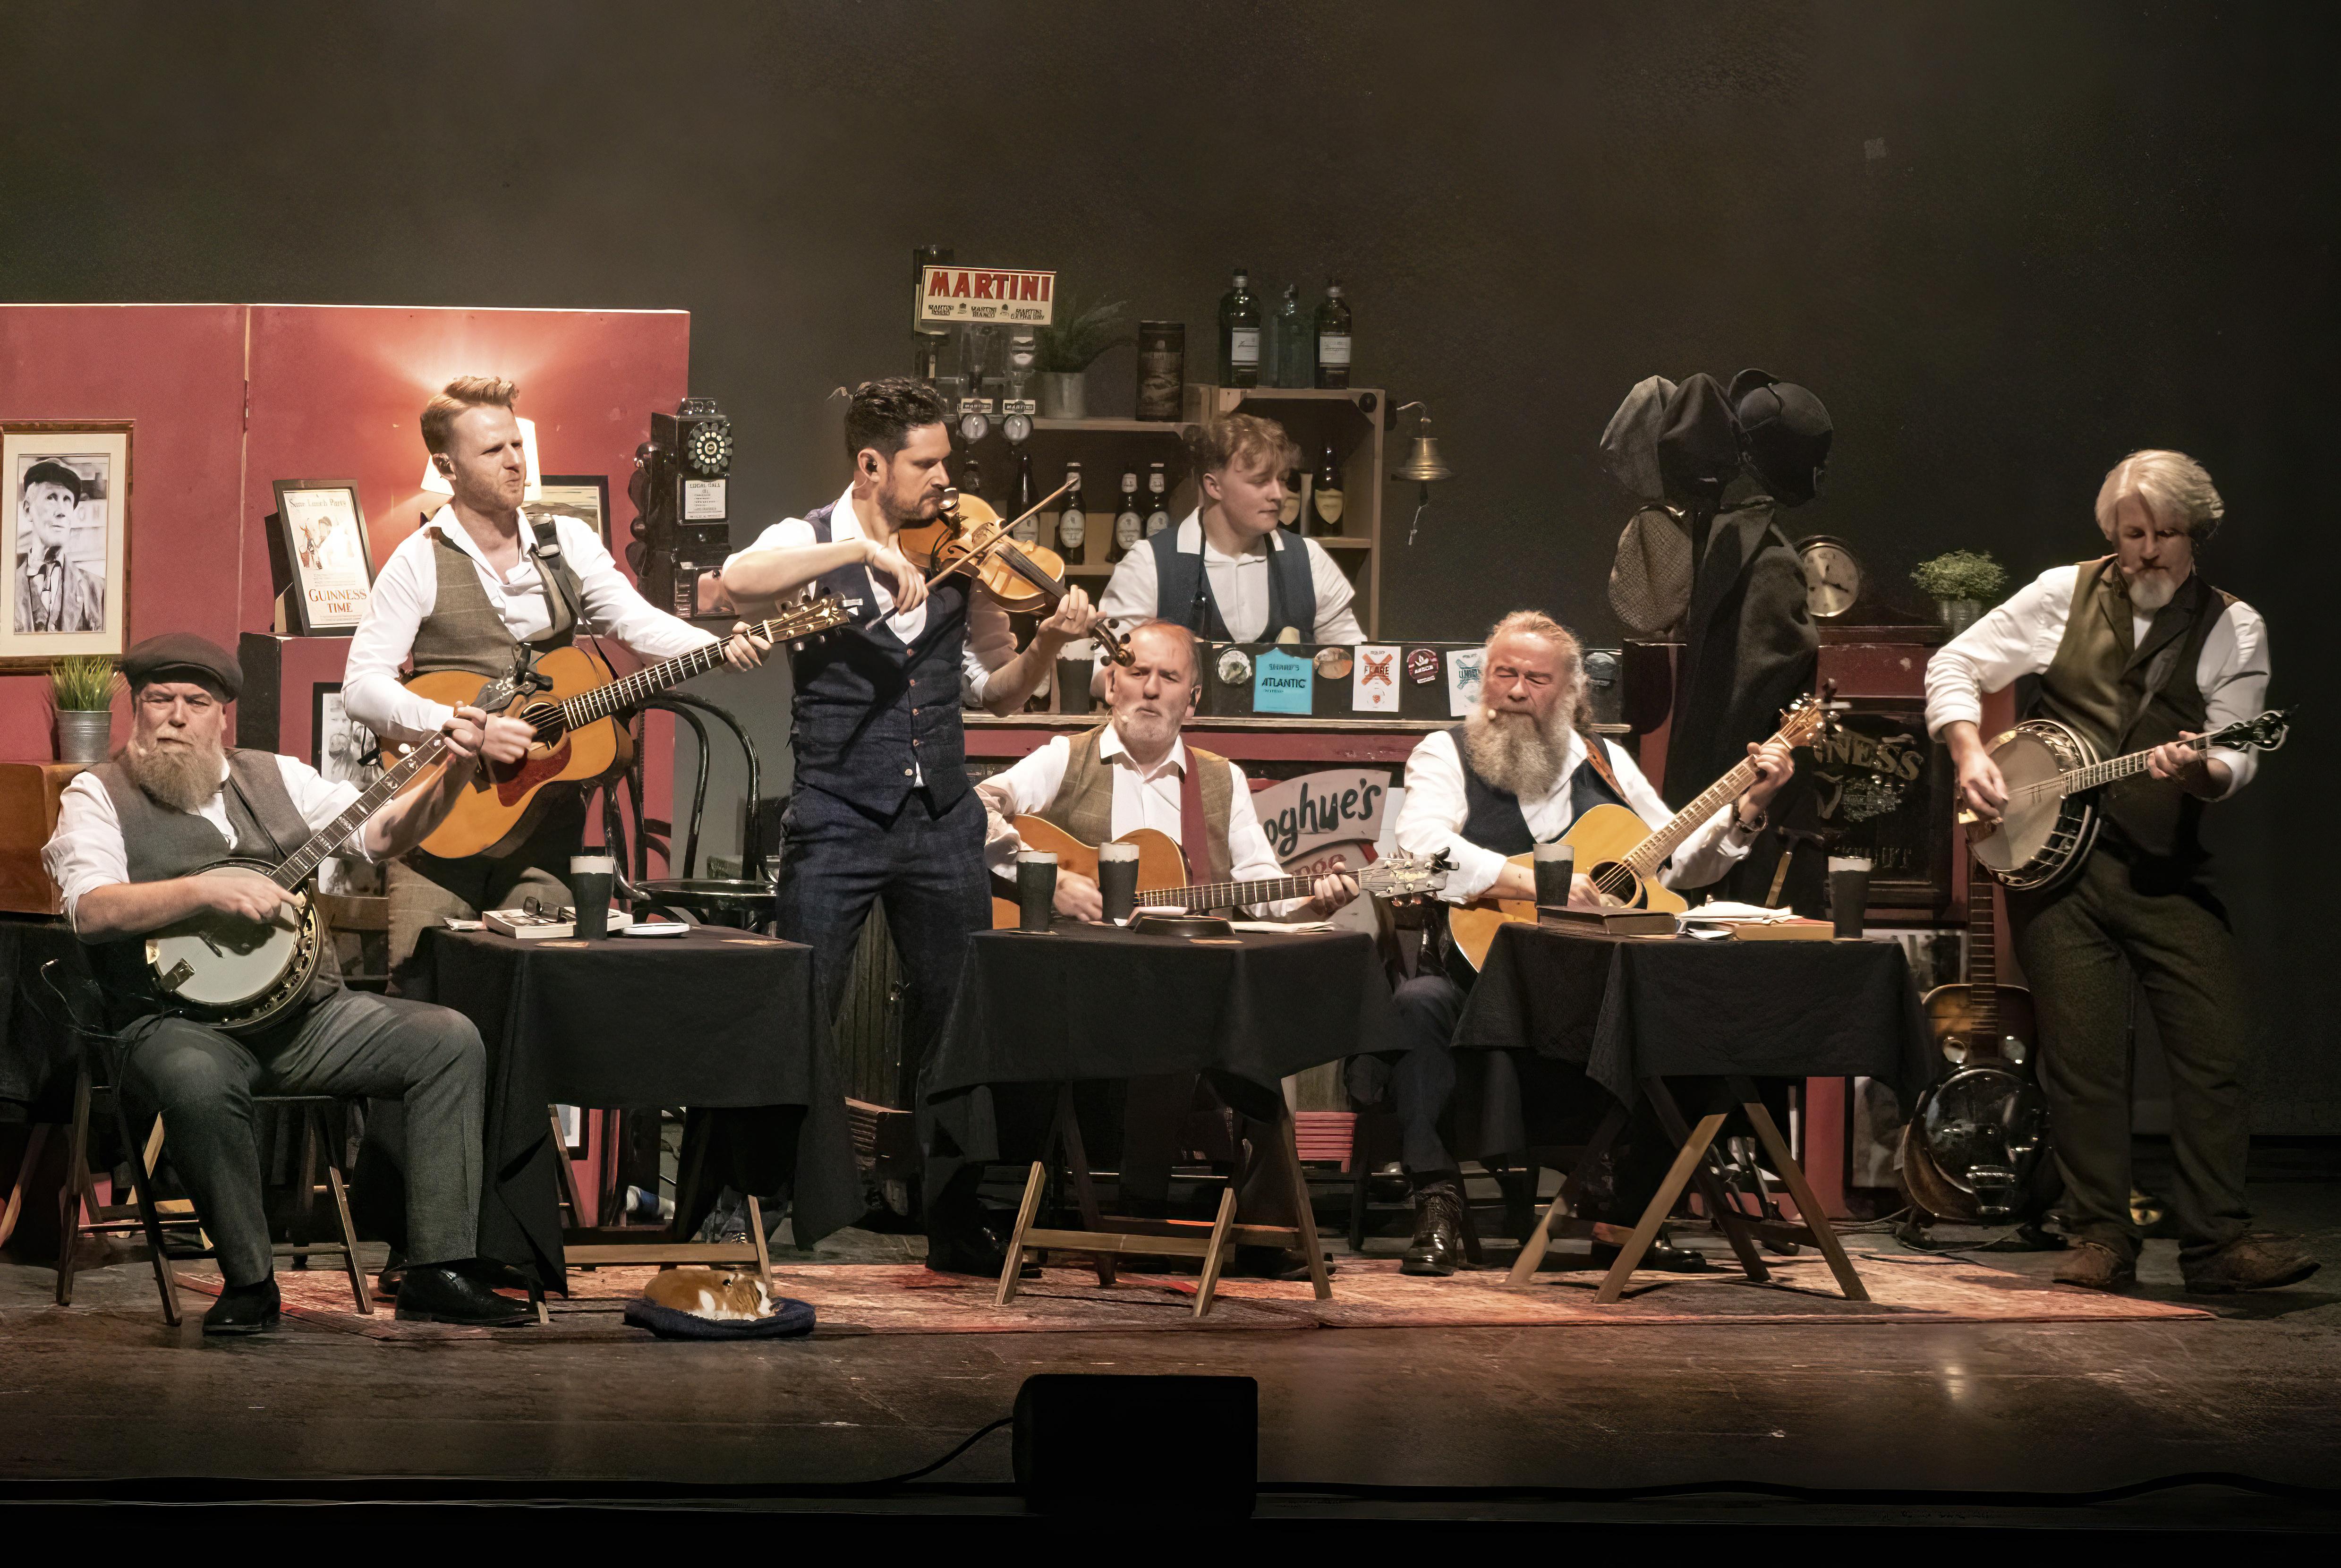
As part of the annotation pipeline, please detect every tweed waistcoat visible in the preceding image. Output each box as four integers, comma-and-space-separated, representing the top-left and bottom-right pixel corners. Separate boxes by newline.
1035, 722, 1234, 883
408, 519, 581, 679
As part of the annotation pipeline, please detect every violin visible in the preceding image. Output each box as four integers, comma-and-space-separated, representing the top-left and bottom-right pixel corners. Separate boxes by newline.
899, 485, 1135, 667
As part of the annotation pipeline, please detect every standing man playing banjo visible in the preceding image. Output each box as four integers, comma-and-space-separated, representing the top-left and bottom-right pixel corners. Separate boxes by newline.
1927, 449, 2312, 1294
43, 635, 526, 1332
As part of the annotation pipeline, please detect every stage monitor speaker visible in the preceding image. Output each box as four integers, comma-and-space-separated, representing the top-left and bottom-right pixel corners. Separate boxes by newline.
1013, 1373, 1256, 1517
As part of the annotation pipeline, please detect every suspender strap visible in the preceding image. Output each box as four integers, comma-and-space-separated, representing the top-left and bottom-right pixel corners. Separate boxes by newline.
1575, 731, 1628, 801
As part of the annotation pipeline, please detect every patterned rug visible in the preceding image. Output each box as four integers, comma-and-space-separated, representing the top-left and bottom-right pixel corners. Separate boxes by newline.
177, 1251, 2212, 1343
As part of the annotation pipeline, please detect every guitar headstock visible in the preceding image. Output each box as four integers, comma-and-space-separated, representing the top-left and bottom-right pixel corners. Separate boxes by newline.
1359, 850, 1451, 903
1776, 680, 1840, 749
768, 595, 853, 646
2205, 708, 2291, 754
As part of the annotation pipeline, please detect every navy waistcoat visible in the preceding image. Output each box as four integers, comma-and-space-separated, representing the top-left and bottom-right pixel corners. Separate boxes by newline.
1151, 525, 1317, 643
1448, 724, 1630, 855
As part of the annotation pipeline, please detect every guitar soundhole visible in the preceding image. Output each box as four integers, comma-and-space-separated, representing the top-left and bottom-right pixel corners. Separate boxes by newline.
520, 702, 567, 744
1585, 861, 1642, 909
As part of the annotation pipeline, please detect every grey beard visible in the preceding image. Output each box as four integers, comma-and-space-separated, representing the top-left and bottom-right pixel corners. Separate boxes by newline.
124, 735, 226, 814
1461, 705, 1572, 799
2123, 568, 2181, 613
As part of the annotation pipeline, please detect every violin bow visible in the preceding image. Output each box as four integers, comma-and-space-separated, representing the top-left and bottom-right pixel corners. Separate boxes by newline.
926, 478, 1076, 588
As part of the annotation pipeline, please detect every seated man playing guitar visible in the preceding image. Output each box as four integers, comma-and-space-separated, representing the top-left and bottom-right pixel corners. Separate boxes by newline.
1927, 449, 2310, 1295
1382, 610, 1794, 1276
343, 375, 770, 983
42, 636, 527, 1334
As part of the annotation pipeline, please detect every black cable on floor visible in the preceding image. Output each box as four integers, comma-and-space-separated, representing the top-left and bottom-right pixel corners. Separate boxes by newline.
858, 1416, 1012, 1487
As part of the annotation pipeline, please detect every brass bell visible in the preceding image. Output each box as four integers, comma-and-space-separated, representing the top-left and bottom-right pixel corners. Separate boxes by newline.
1391, 401, 1452, 483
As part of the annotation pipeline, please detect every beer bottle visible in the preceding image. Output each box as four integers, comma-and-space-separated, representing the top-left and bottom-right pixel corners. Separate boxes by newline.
1309, 438, 1344, 536
1108, 468, 1143, 562
1144, 461, 1172, 537
1279, 466, 1304, 533
1217, 268, 1261, 388
1313, 281, 1353, 389
1055, 462, 1087, 559
1009, 447, 1040, 546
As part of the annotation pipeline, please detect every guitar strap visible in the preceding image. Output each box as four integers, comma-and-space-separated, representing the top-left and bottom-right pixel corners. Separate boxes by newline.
528, 515, 588, 642
1178, 755, 1210, 886
1574, 729, 1629, 805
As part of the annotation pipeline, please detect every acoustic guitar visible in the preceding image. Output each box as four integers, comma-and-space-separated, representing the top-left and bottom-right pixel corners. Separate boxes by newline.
399, 597, 850, 860
1444, 694, 1833, 971
1921, 848, 2036, 1068
991, 814, 1448, 927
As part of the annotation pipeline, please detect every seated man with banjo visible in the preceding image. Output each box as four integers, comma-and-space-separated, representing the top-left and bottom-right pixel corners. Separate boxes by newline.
42, 634, 529, 1333
1927, 449, 2309, 1295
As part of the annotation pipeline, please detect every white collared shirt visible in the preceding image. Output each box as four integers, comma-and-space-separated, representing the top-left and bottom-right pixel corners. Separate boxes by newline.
974, 724, 1303, 914
725, 485, 1016, 707
345, 506, 718, 744
44, 755, 382, 931
1395, 728, 1748, 905
1923, 562, 2269, 796
1098, 511, 1366, 647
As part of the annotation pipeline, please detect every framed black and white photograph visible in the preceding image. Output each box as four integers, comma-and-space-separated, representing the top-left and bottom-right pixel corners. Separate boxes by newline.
311, 682, 386, 895
1, 422, 132, 668
272, 479, 375, 635
533, 474, 611, 548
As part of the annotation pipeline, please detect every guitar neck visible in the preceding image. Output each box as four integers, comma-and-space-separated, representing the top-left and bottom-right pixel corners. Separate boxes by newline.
1143, 874, 1316, 912
1966, 852, 1999, 1039
554, 606, 825, 730
1625, 754, 1763, 879
269, 734, 456, 890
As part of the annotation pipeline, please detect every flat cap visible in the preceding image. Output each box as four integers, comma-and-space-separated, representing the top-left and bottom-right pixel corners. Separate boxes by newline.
122, 633, 243, 701
20, 460, 85, 499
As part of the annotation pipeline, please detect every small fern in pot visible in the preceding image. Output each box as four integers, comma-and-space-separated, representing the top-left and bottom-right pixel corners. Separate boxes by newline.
1911, 551, 2009, 637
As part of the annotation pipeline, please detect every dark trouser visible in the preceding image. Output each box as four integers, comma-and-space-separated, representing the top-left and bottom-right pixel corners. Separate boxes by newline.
2009, 848, 2252, 1260
118, 989, 485, 1286
1370, 972, 1671, 1217
385, 797, 584, 984
1118, 1074, 1299, 1228
771, 784, 990, 1235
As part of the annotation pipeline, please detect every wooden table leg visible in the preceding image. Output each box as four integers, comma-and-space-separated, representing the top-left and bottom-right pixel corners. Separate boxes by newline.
1049, 1086, 1114, 1287
1730, 1075, 1871, 1302
1274, 1107, 1332, 1301
1505, 1100, 1628, 1288
1192, 1187, 1241, 1318
1594, 1109, 1728, 1304
995, 1162, 1047, 1308
1644, 1081, 1771, 1283
745, 1193, 775, 1287
327, 1165, 373, 1314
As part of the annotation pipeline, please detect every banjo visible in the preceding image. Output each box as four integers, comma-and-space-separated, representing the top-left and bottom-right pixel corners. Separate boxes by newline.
146, 672, 524, 1035
1966, 708, 2290, 891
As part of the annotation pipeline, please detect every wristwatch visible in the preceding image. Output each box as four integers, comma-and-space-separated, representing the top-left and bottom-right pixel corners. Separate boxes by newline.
1731, 804, 1769, 838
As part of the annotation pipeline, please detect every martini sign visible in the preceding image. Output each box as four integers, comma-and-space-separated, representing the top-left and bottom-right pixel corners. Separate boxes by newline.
918, 266, 1056, 326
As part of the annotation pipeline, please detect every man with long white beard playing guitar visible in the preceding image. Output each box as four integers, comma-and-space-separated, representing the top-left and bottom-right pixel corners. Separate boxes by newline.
1927, 450, 2311, 1295
1382, 610, 1794, 1276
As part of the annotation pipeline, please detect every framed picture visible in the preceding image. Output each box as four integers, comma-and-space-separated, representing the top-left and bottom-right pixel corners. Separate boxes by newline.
534, 475, 612, 549
310, 682, 385, 895
272, 479, 375, 635
1, 422, 132, 668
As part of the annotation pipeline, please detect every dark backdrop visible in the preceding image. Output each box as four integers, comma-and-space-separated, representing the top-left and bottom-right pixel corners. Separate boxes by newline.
3, 0, 2333, 1127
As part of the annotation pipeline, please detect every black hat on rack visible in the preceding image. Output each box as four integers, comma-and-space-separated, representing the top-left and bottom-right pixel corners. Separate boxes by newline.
1730, 369, 1832, 507
1655, 373, 1741, 510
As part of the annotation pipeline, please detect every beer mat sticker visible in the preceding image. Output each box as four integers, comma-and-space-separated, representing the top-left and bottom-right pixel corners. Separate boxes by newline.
1353, 644, 1400, 712
1405, 647, 1441, 685
1216, 647, 1253, 686
1313, 647, 1353, 682
1251, 648, 1314, 715
1446, 647, 1486, 716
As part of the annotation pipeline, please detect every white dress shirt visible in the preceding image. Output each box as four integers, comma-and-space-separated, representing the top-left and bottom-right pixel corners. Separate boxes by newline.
1396, 728, 1748, 905
1922, 562, 2269, 797
44, 755, 380, 930
975, 725, 1305, 915
344, 507, 718, 744
1098, 511, 1366, 647
725, 485, 1016, 708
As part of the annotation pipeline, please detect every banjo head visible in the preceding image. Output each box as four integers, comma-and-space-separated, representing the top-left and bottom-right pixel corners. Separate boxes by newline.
1974, 721, 2096, 888
147, 861, 317, 1019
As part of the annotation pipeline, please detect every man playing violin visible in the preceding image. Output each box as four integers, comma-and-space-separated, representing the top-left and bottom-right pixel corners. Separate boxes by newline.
714, 378, 1098, 1277
1927, 450, 2308, 1295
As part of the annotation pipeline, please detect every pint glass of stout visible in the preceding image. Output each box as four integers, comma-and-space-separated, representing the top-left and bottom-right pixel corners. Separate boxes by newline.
1097, 842, 1141, 924
570, 854, 616, 939
1016, 851, 1059, 932
1828, 855, 1873, 940
1532, 842, 1576, 908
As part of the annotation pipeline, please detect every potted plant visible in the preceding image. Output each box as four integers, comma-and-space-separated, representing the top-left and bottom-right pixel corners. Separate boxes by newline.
51, 654, 118, 764
1033, 295, 1131, 420
1911, 550, 2009, 637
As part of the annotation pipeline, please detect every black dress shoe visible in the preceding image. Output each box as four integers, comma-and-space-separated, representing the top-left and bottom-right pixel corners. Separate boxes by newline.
924, 1227, 1039, 1279
1401, 1180, 1466, 1278
203, 1280, 281, 1336
393, 1264, 533, 1326
1591, 1227, 1714, 1274
457, 1257, 536, 1293
1226, 1245, 1334, 1281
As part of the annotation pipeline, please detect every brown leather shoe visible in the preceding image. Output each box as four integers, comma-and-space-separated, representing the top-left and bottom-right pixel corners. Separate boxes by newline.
2052, 1239, 2137, 1291
2181, 1233, 2320, 1295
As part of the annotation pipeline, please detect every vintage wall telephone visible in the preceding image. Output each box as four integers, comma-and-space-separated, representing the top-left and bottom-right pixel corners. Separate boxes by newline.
628, 396, 735, 618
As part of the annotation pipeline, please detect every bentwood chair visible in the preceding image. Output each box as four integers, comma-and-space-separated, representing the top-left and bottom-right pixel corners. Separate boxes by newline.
603, 692, 777, 931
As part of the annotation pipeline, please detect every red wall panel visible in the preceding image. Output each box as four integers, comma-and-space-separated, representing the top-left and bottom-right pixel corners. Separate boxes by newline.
0, 304, 248, 758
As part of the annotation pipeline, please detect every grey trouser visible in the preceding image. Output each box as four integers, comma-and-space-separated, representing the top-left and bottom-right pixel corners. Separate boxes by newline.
2009, 847, 2252, 1259
385, 798, 583, 983
118, 989, 486, 1286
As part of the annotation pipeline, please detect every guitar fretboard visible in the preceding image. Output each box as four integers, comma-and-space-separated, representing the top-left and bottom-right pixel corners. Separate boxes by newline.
554, 601, 844, 731
1139, 875, 1318, 912
1966, 851, 2000, 1042
1595, 713, 1822, 899
268, 735, 456, 891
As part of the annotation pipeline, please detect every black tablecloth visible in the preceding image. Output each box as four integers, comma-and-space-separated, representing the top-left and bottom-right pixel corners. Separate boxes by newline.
0, 916, 93, 1123
926, 923, 1401, 1159
1452, 924, 1935, 1109
414, 926, 856, 1285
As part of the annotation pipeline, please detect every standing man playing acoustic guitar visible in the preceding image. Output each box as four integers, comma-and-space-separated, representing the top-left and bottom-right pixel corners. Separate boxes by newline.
1927, 450, 2310, 1294
43, 635, 526, 1332
1384, 610, 1793, 1276
715, 378, 1097, 1277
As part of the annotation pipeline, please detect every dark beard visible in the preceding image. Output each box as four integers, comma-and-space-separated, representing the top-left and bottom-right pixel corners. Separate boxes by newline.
1461, 705, 1572, 799
124, 735, 226, 814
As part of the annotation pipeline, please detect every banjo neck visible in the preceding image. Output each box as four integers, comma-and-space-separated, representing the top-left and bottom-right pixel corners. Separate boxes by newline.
259, 733, 458, 892
2021, 730, 2218, 804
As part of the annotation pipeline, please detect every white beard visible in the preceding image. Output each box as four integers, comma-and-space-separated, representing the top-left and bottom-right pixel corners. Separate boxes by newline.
1460, 703, 1574, 799
2123, 568, 2181, 613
